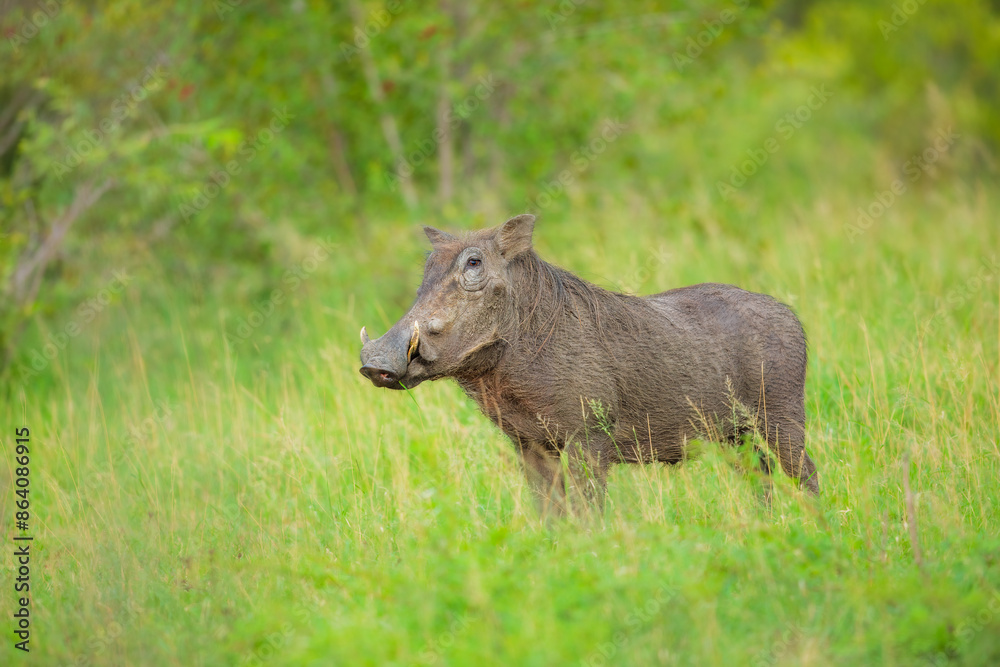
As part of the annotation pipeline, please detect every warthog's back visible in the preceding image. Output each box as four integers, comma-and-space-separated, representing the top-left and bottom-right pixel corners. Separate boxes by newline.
645, 282, 806, 377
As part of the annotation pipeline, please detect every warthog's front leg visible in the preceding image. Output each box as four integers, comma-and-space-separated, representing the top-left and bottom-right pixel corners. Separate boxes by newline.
517, 440, 608, 519
518, 442, 568, 519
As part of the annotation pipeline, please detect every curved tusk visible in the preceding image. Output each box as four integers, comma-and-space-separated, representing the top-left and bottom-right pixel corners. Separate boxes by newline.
407, 321, 420, 362
360, 326, 371, 345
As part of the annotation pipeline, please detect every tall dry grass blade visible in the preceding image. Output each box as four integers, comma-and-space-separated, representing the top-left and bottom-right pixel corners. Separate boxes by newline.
902, 452, 924, 574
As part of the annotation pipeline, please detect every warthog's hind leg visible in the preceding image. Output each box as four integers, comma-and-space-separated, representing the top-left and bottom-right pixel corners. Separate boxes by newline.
766, 419, 820, 496
729, 430, 775, 509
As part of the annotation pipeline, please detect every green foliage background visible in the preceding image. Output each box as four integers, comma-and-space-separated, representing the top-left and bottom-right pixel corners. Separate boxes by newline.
0, 1, 998, 665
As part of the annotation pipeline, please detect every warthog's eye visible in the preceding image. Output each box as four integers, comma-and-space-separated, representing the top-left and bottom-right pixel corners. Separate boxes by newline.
459, 248, 487, 291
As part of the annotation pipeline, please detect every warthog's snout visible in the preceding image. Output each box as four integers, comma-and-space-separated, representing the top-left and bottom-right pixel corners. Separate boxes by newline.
359, 322, 422, 390
359, 363, 401, 387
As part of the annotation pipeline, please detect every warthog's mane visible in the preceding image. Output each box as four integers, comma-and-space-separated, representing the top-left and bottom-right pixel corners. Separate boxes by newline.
505, 250, 649, 357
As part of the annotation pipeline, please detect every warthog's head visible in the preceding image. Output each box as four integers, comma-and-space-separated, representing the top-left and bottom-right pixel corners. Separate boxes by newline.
359, 214, 535, 390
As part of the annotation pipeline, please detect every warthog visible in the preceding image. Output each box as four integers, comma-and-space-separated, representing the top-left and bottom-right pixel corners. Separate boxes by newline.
360, 215, 819, 515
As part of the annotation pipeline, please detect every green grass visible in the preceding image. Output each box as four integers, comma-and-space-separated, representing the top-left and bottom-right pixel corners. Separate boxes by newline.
2, 186, 999, 666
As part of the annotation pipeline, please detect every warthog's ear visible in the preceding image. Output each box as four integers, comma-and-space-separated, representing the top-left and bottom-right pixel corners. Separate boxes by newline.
496, 214, 536, 259
424, 226, 456, 248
